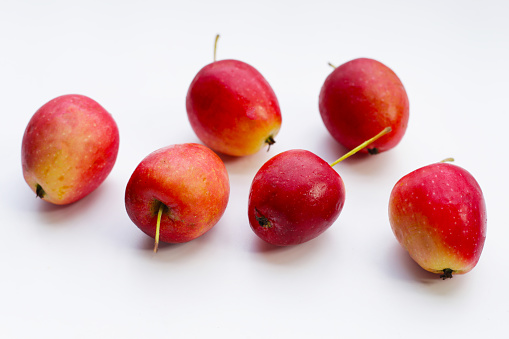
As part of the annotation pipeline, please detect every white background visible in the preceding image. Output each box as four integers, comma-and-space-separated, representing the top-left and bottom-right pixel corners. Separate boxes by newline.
1, 0, 508, 338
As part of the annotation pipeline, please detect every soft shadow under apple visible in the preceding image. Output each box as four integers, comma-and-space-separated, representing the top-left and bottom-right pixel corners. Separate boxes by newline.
217, 149, 275, 176
387, 243, 438, 283
136, 221, 220, 263
31, 181, 112, 227
250, 233, 333, 266
385, 242, 469, 294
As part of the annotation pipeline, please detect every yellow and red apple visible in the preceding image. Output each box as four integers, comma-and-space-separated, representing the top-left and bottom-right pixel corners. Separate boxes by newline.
125, 143, 230, 248
186, 58, 282, 157
21, 94, 119, 205
389, 161, 487, 278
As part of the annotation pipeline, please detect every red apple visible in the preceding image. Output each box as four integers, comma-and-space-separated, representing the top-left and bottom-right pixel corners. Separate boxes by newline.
21, 94, 119, 205
186, 36, 282, 156
248, 128, 391, 246
389, 161, 487, 278
248, 150, 345, 246
125, 143, 230, 250
319, 58, 409, 154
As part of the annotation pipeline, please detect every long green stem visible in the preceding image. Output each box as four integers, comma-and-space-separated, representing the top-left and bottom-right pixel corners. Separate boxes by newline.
214, 34, 220, 62
329, 127, 392, 167
154, 203, 164, 253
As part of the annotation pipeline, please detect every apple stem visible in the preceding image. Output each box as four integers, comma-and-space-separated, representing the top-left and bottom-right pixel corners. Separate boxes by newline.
440, 268, 454, 280
328, 62, 337, 69
35, 184, 46, 199
254, 208, 272, 228
266, 135, 276, 152
440, 157, 455, 163
329, 127, 392, 167
214, 34, 220, 62
154, 203, 164, 253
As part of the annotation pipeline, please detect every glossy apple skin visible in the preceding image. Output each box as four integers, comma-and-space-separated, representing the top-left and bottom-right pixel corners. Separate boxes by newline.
248, 150, 345, 246
389, 163, 487, 277
125, 143, 230, 244
319, 58, 409, 154
21, 94, 119, 205
186, 59, 282, 156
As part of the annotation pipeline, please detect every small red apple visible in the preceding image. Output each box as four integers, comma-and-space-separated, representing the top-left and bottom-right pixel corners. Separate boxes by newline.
389, 160, 487, 279
248, 128, 391, 246
319, 58, 409, 154
21, 94, 119, 205
125, 143, 230, 251
186, 35, 282, 156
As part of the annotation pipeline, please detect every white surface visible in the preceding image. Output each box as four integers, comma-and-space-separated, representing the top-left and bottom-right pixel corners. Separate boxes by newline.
1, 0, 508, 338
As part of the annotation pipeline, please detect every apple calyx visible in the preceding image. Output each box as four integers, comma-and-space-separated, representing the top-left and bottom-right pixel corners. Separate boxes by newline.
35, 184, 46, 199
329, 127, 392, 167
214, 34, 220, 62
265, 135, 276, 152
254, 208, 272, 228
440, 268, 454, 280
153, 201, 168, 253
